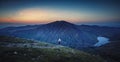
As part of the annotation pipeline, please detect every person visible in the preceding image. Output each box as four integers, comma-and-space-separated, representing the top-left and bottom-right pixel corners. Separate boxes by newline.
58, 38, 61, 45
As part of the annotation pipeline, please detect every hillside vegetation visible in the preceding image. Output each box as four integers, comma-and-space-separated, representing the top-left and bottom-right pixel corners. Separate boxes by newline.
0, 36, 104, 62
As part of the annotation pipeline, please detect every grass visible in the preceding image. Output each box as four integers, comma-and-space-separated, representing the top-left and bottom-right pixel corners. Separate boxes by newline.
0, 36, 34, 43
0, 46, 105, 62
0, 36, 105, 62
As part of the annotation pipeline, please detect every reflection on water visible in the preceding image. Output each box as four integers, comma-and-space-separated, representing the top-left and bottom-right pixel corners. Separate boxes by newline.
94, 36, 109, 47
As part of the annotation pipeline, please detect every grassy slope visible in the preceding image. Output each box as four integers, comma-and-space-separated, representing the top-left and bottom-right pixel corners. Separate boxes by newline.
0, 36, 104, 62
0, 36, 34, 43
97, 41, 120, 62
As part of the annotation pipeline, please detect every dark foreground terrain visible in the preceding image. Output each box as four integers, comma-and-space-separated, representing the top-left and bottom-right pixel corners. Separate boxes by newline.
0, 36, 104, 62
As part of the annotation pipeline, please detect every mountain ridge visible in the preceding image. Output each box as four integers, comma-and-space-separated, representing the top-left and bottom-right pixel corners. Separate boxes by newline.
0, 21, 120, 49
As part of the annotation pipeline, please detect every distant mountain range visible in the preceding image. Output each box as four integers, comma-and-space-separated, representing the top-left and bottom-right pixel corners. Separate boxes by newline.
0, 21, 120, 49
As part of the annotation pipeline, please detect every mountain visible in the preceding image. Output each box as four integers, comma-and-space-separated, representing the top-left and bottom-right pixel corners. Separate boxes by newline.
77, 25, 120, 41
0, 36, 104, 62
0, 21, 120, 49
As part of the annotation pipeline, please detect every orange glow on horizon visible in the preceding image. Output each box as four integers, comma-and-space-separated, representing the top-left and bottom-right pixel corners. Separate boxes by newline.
0, 8, 115, 24
12, 8, 83, 23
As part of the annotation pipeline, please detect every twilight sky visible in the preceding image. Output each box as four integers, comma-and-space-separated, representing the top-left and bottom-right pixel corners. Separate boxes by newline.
0, 0, 120, 27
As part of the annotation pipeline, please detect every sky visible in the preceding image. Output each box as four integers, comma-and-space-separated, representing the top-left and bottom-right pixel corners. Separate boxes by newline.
0, 0, 120, 27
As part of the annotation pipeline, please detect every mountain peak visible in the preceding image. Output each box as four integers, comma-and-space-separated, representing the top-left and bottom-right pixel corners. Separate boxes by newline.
47, 20, 74, 25
45, 20, 75, 28
52, 20, 71, 24
36, 20, 76, 29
